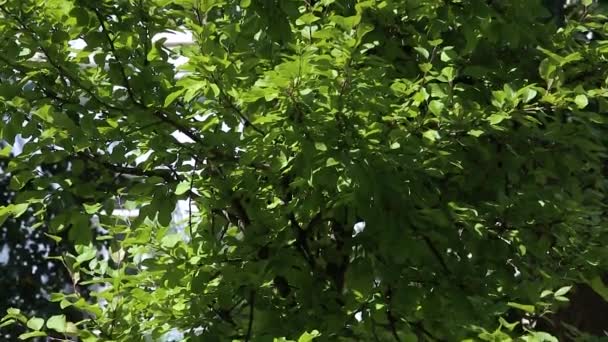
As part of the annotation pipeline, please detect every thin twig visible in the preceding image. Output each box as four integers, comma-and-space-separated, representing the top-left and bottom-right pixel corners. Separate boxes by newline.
244, 290, 255, 342
384, 287, 402, 342
188, 160, 198, 238
289, 213, 316, 269
370, 316, 382, 342
123, 120, 164, 136
59, 255, 81, 297
76, 152, 181, 183
407, 320, 445, 342
421, 235, 451, 276
208, 74, 265, 135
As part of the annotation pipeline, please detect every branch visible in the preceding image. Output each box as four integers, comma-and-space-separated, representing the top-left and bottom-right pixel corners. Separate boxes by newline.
385, 287, 402, 342
0, 6, 235, 176
138, 0, 151, 67
91, 6, 141, 106
370, 317, 382, 342
421, 235, 451, 276
244, 290, 255, 342
75, 152, 181, 183
92, 11, 232, 162
210, 306, 237, 327
188, 160, 198, 238
208, 74, 265, 136
123, 120, 164, 136
419, 231, 470, 294
151, 110, 206, 148
289, 213, 316, 269
406, 320, 445, 342
0, 6, 119, 111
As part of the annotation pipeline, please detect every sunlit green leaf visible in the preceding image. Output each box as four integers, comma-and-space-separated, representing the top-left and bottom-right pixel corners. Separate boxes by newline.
46, 315, 66, 333
26, 317, 44, 331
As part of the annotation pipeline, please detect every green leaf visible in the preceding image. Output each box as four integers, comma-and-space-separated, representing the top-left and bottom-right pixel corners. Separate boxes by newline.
12, 203, 29, 218
507, 302, 535, 313
18, 331, 47, 340
164, 88, 185, 107
540, 290, 553, 298
414, 47, 429, 59
441, 67, 456, 82
521, 88, 537, 103
46, 315, 67, 333
539, 58, 556, 82
0, 145, 11, 157
240, 0, 251, 7
0, 319, 16, 328
314, 142, 327, 151
428, 100, 444, 116
298, 330, 321, 342
75, 244, 97, 266
498, 317, 519, 331
419, 63, 433, 73
440, 48, 457, 62
574, 94, 588, 109
158, 198, 175, 227
429, 39, 443, 47
44, 233, 63, 243
26, 317, 45, 331
326, 158, 339, 167
110, 248, 126, 264
524, 332, 558, 342
487, 113, 509, 125
33, 105, 54, 123
161, 234, 182, 248
175, 181, 190, 195
422, 130, 440, 142
6, 308, 21, 315
467, 129, 484, 137
83, 203, 102, 214
554, 285, 572, 297
330, 14, 361, 29
296, 13, 320, 26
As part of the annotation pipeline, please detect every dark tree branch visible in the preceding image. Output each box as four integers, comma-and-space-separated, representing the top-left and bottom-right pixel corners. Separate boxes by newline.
209, 74, 265, 135
385, 287, 402, 342
421, 235, 451, 276
138, 0, 151, 67
0, 6, 124, 112
370, 317, 382, 342
91, 6, 141, 106
244, 290, 255, 342
0, 5, 242, 189
123, 120, 164, 136
289, 213, 316, 269
407, 320, 446, 342
75, 152, 181, 183
188, 160, 198, 238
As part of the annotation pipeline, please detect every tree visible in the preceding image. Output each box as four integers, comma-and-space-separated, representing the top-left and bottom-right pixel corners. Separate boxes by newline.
1, 0, 607, 341
0, 154, 79, 341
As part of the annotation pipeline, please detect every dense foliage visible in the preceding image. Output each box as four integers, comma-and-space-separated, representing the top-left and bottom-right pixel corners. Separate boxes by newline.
0, 157, 85, 341
1, 0, 607, 340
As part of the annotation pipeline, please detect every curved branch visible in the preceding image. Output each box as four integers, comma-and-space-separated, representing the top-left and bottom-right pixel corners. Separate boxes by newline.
91, 6, 141, 106
244, 290, 255, 342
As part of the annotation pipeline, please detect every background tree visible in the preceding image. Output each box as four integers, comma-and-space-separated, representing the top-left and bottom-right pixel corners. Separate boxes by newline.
0, 154, 75, 341
1, 0, 607, 341
0, 139, 118, 341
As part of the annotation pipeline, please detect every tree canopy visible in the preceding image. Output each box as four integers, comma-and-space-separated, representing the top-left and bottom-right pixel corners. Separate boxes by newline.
1, 0, 607, 341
